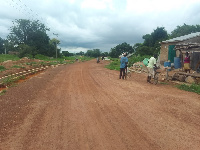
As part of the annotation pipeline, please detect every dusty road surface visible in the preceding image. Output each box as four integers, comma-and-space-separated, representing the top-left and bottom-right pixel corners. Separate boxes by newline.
0, 59, 200, 150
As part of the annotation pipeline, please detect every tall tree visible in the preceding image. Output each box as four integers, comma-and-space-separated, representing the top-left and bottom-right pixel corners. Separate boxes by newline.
143, 27, 168, 47
7, 19, 55, 57
136, 27, 168, 56
0, 37, 4, 54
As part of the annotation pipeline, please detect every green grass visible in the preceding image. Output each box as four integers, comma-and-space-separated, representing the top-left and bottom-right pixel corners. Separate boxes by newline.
176, 84, 200, 94
0, 54, 20, 62
0, 65, 6, 72
0, 89, 6, 96
1, 75, 26, 87
105, 58, 120, 71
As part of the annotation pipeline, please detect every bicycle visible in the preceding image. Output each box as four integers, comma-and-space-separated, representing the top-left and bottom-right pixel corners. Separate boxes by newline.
125, 67, 131, 79
149, 67, 160, 85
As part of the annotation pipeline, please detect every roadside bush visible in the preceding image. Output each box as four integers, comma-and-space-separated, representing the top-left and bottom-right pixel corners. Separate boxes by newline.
105, 58, 120, 71
128, 55, 151, 67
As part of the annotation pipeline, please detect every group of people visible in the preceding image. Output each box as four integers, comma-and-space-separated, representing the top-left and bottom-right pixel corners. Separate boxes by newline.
119, 51, 191, 82
119, 52, 157, 81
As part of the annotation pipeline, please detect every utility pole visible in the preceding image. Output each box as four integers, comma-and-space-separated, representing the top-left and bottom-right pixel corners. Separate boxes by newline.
53, 33, 58, 59
3, 43, 6, 54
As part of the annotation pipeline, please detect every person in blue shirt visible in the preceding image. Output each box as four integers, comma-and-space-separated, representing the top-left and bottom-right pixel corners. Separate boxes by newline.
119, 53, 128, 79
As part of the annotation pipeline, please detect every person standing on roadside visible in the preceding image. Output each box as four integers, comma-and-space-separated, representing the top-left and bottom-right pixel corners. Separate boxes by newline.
147, 54, 157, 83
119, 53, 128, 79
184, 51, 191, 73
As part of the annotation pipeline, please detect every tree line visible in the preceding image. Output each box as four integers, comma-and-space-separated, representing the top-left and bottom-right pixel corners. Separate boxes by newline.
109, 24, 200, 58
0, 19, 61, 58
0, 19, 200, 59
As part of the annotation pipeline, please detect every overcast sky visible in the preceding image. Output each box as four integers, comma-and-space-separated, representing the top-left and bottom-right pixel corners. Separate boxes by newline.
0, 0, 200, 53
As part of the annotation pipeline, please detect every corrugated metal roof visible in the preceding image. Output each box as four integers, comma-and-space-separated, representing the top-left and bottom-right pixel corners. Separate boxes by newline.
162, 32, 200, 43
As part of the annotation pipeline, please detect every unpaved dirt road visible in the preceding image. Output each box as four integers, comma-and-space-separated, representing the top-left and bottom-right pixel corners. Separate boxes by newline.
0, 59, 200, 150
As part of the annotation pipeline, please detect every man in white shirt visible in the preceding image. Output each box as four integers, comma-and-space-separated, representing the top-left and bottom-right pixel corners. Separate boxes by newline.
147, 54, 157, 83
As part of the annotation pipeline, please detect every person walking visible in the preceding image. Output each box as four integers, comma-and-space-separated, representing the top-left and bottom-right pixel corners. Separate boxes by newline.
119, 53, 128, 79
147, 54, 157, 83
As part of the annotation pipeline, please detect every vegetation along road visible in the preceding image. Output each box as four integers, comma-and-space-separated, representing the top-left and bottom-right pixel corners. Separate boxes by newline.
0, 59, 200, 150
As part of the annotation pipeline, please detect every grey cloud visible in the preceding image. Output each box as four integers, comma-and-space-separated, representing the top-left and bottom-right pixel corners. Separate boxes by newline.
1, 0, 200, 53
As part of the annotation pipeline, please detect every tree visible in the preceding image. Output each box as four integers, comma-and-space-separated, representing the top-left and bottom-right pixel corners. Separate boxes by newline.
151, 27, 168, 43
7, 19, 55, 57
109, 42, 134, 58
92, 49, 101, 57
134, 45, 153, 56
0, 38, 4, 54
76, 51, 84, 56
143, 34, 153, 47
49, 38, 61, 57
143, 27, 168, 47
137, 27, 168, 56
170, 23, 200, 38
85, 49, 101, 57
62, 51, 74, 57
102, 52, 108, 57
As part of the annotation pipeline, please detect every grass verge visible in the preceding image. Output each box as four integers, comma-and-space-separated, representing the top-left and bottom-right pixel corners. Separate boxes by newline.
105, 58, 120, 71
176, 83, 200, 94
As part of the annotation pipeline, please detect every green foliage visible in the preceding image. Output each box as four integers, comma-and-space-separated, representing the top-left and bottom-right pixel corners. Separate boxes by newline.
35, 54, 50, 61
0, 89, 6, 96
7, 19, 58, 58
128, 55, 151, 67
102, 52, 108, 57
76, 51, 84, 56
109, 42, 134, 58
0, 54, 20, 62
62, 51, 74, 57
85, 49, 101, 57
170, 23, 200, 38
0, 37, 4, 54
0, 65, 6, 72
105, 58, 120, 71
134, 45, 154, 56
1, 75, 26, 87
18, 44, 35, 58
176, 83, 200, 94
135, 27, 168, 56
